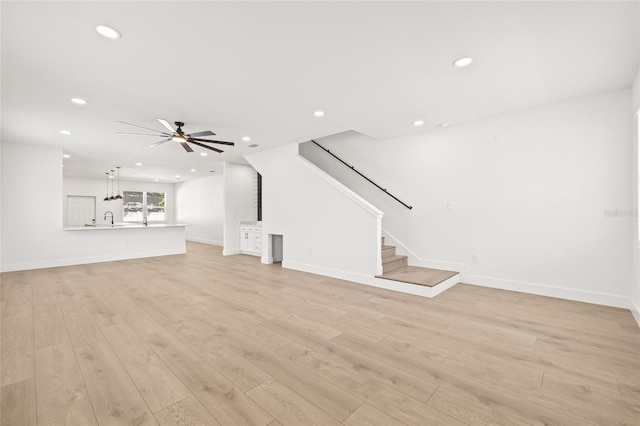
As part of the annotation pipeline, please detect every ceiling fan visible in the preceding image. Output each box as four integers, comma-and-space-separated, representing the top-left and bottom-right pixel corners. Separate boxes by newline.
116, 118, 235, 153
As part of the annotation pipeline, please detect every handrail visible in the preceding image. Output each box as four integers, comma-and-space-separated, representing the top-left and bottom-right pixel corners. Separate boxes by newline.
310, 140, 412, 210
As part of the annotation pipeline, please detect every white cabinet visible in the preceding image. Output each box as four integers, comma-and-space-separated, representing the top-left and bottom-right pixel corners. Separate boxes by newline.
240, 224, 261, 256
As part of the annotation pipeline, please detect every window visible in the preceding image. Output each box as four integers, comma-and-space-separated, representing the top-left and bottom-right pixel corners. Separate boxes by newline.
146, 192, 166, 222
123, 191, 166, 222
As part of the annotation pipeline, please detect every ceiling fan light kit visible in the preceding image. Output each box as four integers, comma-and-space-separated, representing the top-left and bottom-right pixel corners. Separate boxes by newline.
116, 118, 235, 154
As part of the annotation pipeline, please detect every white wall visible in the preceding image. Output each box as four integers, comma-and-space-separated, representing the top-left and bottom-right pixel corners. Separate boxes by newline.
301, 90, 633, 308
631, 69, 640, 324
1, 143, 184, 272
175, 174, 224, 245
64, 176, 176, 226
246, 143, 383, 280
222, 162, 257, 254
1, 142, 63, 270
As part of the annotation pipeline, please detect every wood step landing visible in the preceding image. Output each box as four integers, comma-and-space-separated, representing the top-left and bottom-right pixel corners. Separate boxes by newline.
378, 237, 459, 288
376, 265, 459, 287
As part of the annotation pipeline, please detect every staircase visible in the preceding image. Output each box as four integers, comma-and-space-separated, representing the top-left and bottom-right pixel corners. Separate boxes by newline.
377, 237, 459, 288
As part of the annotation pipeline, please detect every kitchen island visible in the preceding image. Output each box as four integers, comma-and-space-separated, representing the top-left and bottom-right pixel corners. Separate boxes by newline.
57, 223, 187, 268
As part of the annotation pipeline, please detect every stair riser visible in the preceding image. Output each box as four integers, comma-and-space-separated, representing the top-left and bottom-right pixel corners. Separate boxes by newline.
381, 246, 396, 259
383, 257, 408, 273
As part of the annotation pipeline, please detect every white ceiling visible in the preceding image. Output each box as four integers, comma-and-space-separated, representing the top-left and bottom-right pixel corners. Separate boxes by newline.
2, 1, 638, 183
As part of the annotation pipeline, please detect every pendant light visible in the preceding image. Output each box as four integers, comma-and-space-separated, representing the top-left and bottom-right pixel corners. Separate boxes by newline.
109, 170, 116, 200
103, 172, 110, 201
115, 166, 123, 200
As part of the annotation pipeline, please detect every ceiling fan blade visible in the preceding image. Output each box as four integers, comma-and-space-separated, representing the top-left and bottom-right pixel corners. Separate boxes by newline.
149, 139, 171, 148
116, 120, 167, 134
117, 131, 171, 137
187, 130, 216, 138
157, 118, 176, 133
180, 141, 194, 152
189, 140, 224, 153
189, 138, 235, 146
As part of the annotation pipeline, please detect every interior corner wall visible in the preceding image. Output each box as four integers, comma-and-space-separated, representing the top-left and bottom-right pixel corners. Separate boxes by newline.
246, 143, 382, 279
175, 174, 224, 245
222, 162, 257, 254
302, 89, 633, 309
1, 142, 63, 269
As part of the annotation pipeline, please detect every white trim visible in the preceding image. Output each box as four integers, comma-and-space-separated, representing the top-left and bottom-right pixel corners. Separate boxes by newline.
283, 260, 459, 298
222, 249, 241, 256
467, 274, 632, 310
186, 237, 223, 246
631, 298, 640, 328
0, 248, 186, 273
261, 256, 274, 264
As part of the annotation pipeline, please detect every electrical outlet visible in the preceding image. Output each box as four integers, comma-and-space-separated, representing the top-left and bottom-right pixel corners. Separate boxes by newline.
471, 254, 479, 264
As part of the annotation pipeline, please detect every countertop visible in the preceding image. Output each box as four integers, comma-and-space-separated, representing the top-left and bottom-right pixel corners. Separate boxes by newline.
64, 223, 188, 231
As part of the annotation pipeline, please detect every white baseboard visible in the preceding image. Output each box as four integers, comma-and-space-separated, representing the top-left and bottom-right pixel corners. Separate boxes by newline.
0, 248, 186, 273
631, 298, 640, 328
283, 260, 459, 298
241, 251, 260, 257
222, 249, 241, 256
467, 274, 632, 310
261, 256, 274, 264
186, 237, 223, 246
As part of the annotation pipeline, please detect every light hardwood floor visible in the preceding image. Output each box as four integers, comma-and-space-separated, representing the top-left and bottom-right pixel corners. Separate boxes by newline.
1, 241, 638, 425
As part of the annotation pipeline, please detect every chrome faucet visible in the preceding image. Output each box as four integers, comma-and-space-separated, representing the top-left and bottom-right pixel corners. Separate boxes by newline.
104, 211, 114, 225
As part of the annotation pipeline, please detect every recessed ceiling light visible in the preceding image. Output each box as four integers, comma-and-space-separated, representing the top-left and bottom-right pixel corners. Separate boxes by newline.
209, 170, 216, 173
242, 136, 251, 142
453, 57, 473, 67
190, 169, 196, 172
175, 175, 181, 179
62, 154, 71, 158
96, 25, 121, 39
313, 110, 325, 117
248, 144, 259, 148
71, 98, 87, 105
135, 162, 142, 166
109, 175, 114, 179
200, 152, 207, 157
154, 179, 159, 182
413, 120, 424, 127
60, 130, 72, 135
439, 122, 449, 128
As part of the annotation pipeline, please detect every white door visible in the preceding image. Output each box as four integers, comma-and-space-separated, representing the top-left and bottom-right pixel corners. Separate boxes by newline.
67, 196, 95, 227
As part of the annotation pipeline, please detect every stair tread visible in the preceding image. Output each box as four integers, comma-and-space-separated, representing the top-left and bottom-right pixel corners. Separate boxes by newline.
376, 266, 459, 287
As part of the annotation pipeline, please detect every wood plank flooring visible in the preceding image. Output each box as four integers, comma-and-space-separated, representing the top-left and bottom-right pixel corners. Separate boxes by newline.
1, 242, 638, 425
